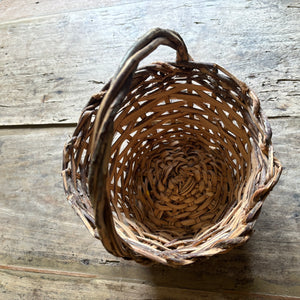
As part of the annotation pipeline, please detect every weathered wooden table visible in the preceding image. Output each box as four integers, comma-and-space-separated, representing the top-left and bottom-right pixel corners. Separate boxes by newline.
0, 1, 299, 299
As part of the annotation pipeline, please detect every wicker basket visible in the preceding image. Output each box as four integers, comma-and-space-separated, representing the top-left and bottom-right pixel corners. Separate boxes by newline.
62, 28, 282, 266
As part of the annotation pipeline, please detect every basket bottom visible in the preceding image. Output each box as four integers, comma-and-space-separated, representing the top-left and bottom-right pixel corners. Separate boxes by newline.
122, 141, 237, 239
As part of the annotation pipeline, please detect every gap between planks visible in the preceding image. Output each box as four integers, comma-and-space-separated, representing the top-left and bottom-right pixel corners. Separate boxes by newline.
0, 123, 77, 130
0, 115, 298, 130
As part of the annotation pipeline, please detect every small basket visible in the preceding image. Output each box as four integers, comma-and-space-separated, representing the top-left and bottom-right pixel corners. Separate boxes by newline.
62, 28, 282, 266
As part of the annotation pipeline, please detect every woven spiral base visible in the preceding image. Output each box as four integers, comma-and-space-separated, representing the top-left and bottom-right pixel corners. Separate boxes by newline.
131, 145, 235, 236
62, 29, 282, 266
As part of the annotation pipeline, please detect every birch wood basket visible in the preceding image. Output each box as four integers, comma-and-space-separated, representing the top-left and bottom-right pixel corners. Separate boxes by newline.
62, 28, 282, 266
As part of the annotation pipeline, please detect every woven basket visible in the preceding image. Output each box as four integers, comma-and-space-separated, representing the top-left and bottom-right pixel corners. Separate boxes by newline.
62, 28, 282, 266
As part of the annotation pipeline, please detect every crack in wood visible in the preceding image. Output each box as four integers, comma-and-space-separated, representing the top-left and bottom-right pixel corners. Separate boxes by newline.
276, 78, 300, 83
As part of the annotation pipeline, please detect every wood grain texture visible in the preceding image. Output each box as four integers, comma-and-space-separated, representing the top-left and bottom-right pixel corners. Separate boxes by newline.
0, 0, 137, 23
4, 269, 293, 300
0, 118, 299, 298
0, 0, 299, 125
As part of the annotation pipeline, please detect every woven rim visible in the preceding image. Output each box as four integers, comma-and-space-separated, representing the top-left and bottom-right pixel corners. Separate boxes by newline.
62, 29, 282, 266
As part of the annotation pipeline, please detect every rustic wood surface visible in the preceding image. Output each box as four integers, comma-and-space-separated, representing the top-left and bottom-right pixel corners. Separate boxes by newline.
0, 0, 299, 299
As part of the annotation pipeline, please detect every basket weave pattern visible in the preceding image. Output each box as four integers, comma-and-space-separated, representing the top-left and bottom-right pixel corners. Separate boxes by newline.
62, 29, 282, 266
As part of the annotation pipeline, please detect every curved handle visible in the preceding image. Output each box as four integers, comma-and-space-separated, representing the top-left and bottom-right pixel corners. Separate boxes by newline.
119, 27, 189, 68
89, 28, 190, 257
92, 28, 189, 147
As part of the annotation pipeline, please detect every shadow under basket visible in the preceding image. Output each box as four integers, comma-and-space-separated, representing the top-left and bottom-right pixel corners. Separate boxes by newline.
62, 28, 282, 267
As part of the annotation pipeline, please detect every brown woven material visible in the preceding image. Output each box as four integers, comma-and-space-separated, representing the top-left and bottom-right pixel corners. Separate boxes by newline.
62, 28, 282, 266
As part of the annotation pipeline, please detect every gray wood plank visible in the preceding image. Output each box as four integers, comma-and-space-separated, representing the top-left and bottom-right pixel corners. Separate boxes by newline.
0, 117, 299, 298
0, 0, 299, 126
0, 0, 137, 23
2, 269, 282, 300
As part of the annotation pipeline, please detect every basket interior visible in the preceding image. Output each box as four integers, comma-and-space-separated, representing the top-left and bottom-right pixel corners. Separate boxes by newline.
107, 63, 253, 243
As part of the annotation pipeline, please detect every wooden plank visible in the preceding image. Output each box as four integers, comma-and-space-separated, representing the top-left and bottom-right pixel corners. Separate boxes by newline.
0, 126, 118, 263
0, 117, 299, 298
0, 0, 137, 23
4, 269, 295, 300
0, 0, 299, 126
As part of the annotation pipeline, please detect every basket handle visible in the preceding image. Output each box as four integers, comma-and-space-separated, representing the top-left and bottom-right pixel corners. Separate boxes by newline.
89, 28, 190, 257
93, 28, 189, 145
